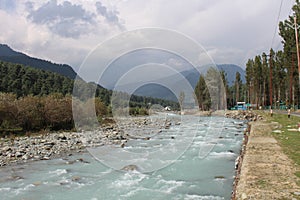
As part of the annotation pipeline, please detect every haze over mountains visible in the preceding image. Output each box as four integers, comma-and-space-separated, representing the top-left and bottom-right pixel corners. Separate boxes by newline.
0, 44, 245, 101
132, 64, 245, 101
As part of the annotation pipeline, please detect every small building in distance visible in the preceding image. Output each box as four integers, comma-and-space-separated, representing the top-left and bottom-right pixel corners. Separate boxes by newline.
231, 102, 247, 110
165, 106, 171, 111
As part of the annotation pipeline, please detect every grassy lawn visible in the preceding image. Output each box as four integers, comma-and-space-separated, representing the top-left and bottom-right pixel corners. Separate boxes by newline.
261, 111, 300, 181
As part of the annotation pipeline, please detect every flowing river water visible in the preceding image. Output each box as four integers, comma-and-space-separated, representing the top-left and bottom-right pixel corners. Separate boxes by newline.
0, 115, 246, 200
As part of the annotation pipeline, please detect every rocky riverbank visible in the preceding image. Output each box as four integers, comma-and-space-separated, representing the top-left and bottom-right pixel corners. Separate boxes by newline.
0, 132, 85, 167
191, 110, 264, 121
0, 111, 261, 167
231, 123, 250, 199
0, 116, 179, 167
224, 110, 263, 121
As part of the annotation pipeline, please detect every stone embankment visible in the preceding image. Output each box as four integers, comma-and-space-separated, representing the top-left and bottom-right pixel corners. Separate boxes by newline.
0, 116, 179, 167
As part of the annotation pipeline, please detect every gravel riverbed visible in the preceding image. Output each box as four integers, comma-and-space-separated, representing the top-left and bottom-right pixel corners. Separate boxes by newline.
0, 116, 180, 167
0, 111, 261, 167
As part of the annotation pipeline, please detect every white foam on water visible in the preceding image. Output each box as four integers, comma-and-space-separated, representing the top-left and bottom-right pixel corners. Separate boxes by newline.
157, 179, 185, 193
214, 177, 227, 184
0, 116, 245, 200
111, 172, 147, 188
57, 179, 71, 187
233, 121, 244, 125
48, 169, 68, 176
0, 187, 11, 192
209, 152, 235, 158
119, 187, 141, 198
184, 194, 225, 200
191, 141, 207, 147
94, 168, 114, 178
214, 143, 225, 148
15, 183, 35, 195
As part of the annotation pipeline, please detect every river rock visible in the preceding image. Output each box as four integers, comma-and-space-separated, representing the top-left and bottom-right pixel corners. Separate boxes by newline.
15, 151, 23, 157
294, 192, 300, 196
0, 116, 177, 166
2, 146, 11, 152
71, 176, 81, 182
22, 154, 29, 160
33, 181, 42, 186
225, 111, 263, 121
214, 175, 225, 179
241, 193, 247, 200
121, 164, 139, 171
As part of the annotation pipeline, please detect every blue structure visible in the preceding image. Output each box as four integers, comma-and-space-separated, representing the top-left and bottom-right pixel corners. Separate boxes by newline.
231, 102, 249, 110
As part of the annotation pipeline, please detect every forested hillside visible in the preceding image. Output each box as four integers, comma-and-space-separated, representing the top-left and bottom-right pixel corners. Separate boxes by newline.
0, 61, 179, 134
0, 44, 77, 79
0, 61, 111, 105
0, 61, 74, 97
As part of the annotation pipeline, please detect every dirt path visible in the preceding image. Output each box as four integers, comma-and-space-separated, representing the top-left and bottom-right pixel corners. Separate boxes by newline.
234, 121, 300, 200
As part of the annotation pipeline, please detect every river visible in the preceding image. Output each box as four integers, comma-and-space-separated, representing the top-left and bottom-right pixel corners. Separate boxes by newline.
0, 115, 246, 200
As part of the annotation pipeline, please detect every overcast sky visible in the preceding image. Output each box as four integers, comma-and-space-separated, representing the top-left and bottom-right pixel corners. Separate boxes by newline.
0, 0, 295, 70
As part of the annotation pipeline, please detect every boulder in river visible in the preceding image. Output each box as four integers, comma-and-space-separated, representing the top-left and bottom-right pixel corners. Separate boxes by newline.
121, 164, 139, 171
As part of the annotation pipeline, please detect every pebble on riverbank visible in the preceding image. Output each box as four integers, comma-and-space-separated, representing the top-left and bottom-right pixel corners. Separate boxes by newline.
0, 112, 254, 167
224, 110, 263, 121
0, 117, 180, 167
0, 132, 86, 167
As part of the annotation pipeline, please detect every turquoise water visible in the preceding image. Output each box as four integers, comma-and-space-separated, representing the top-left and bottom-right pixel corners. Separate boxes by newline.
0, 116, 246, 200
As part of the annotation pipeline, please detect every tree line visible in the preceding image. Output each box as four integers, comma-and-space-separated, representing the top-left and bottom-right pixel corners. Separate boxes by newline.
245, 0, 300, 108
194, 67, 227, 111
0, 61, 111, 105
195, 0, 300, 110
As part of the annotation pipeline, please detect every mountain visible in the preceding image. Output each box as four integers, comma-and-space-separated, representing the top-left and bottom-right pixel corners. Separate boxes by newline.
217, 64, 246, 85
0, 44, 77, 79
128, 64, 246, 101
176, 64, 246, 88
0, 44, 245, 103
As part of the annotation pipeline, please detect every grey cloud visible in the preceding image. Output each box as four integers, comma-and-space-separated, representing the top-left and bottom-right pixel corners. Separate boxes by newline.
50, 18, 92, 38
24, 1, 34, 12
95, 1, 124, 29
0, 0, 16, 12
25, 1, 33, 12
27, 0, 95, 38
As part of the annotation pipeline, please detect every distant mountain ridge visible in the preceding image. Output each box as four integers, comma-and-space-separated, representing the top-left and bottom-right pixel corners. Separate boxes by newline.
125, 64, 246, 101
0, 44, 246, 102
217, 64, 246, 85
0, 44, 180, 109
0, 44, 77, 79
179, 64, 246, 88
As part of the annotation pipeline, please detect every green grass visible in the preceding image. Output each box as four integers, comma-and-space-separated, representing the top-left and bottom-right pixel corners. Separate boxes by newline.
257, 179, 267, 188
262, 112, 300, 180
